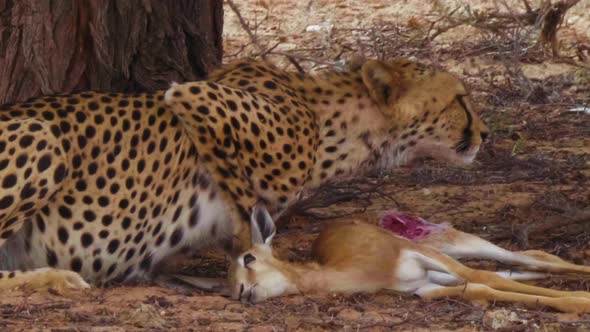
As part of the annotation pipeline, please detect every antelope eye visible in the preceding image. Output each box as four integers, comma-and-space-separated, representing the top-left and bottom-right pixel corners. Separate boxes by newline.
243, 253, 256, 266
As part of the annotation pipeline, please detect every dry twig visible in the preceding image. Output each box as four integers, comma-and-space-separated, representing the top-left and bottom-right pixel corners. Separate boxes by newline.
423, 0, 581, 60
226, 0, 267, 58
285, 177, 400, 219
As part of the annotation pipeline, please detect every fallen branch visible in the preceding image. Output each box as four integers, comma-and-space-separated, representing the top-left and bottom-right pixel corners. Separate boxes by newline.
423, 0, 582, 59
537, 0, 582, 56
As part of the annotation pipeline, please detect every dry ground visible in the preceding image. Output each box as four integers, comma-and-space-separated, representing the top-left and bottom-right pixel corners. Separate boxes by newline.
2, 0, 590, 331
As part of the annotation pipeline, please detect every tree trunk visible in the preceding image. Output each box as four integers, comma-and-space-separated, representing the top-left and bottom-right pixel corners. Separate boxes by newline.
0, 0, 223, 104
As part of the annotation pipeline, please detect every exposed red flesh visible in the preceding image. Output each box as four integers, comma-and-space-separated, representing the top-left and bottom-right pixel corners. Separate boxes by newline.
380, 212, 448, 241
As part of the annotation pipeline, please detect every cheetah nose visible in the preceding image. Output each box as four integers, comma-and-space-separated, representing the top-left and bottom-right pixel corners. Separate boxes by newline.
480, 131, 489, 142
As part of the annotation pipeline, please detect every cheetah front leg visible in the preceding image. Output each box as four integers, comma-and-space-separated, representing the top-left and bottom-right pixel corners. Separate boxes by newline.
0, 118, 89, 291
164, 83, 260, 255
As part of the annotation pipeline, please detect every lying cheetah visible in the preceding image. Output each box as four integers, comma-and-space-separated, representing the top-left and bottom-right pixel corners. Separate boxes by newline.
0, 58, 488, 289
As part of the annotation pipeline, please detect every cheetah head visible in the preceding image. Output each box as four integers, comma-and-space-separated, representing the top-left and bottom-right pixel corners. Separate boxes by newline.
360, 59, 488, 166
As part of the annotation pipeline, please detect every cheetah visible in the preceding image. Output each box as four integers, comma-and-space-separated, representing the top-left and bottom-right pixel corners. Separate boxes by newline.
0, 58, 488, 290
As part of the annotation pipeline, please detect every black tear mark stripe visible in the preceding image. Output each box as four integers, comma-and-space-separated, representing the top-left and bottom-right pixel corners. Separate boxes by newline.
456, 95, 472, 153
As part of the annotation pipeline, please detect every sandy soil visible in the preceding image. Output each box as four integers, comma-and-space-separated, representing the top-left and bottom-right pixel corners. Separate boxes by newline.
2, 0, 590, 331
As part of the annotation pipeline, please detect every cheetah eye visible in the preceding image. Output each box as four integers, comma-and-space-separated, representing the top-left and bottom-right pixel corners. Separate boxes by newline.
243, 253, 256, 267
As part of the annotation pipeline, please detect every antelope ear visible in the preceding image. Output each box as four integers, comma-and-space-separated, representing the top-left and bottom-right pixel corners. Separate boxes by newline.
250, 204, 276, 246
360, 60, 403, 107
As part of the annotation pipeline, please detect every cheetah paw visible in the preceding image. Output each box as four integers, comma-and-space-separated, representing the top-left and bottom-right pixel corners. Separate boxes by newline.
7, 268, 91, 292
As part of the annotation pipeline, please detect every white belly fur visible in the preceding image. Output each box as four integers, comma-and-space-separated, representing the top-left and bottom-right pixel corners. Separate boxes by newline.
24, 168, 235, 284
149, 184, 234, 266
393, 249, 430, 293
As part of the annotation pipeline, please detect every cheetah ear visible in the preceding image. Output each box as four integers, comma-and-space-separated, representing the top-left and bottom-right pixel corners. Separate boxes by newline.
361, 60, 403, 107
250, 204, 276, 246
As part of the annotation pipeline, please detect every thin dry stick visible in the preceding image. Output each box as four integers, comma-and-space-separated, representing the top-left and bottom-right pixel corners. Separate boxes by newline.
285, 56, 305, 74
268, 51, 339, 67
284, 177, 401, 219
257, 41, 282, 57
422, 6, 461, 45
423, 1, 540, 45
226, 0, 267, 58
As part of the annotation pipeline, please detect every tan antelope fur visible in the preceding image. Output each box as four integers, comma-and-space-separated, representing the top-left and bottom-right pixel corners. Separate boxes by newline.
381, 212, 590, 277
228, 207, 590, 313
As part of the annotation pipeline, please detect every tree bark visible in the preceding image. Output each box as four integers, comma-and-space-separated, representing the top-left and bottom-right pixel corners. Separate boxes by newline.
0, 0, 223, 104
